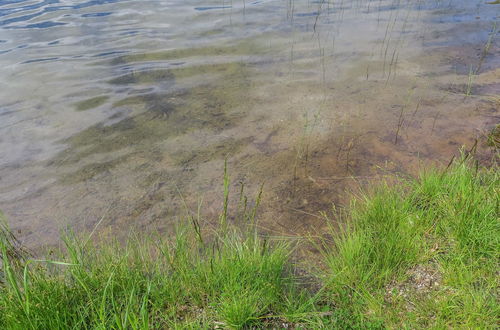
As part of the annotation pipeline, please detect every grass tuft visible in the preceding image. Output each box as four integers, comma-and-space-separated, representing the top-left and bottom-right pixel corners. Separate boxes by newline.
323, 155, 499, 328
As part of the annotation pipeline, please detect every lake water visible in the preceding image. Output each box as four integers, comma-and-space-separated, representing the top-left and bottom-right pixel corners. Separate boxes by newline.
0, 0, 498, 248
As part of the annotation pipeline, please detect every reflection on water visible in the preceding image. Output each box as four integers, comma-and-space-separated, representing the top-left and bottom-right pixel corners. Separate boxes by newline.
0, 0, 498, 247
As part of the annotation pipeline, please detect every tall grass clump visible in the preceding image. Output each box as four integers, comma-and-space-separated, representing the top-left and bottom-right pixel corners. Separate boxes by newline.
323, 154, 499, 328
0, 228, 299, 329
0, 174, 318, 329
0, 223, 312, 329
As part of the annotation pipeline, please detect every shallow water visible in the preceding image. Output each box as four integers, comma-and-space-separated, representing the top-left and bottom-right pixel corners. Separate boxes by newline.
0, 0, 498, 247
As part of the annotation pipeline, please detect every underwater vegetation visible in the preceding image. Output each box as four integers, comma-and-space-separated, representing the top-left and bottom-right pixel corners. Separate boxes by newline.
52, 62, 251, 184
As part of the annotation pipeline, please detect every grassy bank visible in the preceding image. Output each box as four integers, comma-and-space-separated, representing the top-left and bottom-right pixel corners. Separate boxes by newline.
0, 156, 498, 329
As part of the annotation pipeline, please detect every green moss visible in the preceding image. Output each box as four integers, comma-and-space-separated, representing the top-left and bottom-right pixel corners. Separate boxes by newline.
113, 93, 177, 117
59, 156, 129, 184
74, 96, 109, 111
197, 28, 225, 37
170, 62, 247, 80
173, 137, 252, 168
108, 70, 174, 85
108, 62, 248, 86
51, 62, 251, 183
108, 41, 264, 65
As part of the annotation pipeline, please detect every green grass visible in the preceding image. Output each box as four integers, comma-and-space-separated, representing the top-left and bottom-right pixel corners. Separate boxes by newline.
0, 223, 329, 329
323, 155, 499, 328
0, 156, 498, 328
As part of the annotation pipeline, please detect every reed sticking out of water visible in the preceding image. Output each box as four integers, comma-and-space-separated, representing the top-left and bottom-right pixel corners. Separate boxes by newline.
312, 0, 324, 33
386, 7, 411, 84
394, 86, 415, 144
286, 0, 295, 22
465, 22, 497, 97
344, 138, 354, 173
465, 65, 475, 96
381, 8, 399, 78
293, 111, 320, 183
219, 159, 230, 233
318, 33, 327, 86
475, 21, 497, 75
405, 99, 421, 136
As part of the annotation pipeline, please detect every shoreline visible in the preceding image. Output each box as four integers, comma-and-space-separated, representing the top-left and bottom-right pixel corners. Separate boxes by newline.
1, 151, 498, 328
